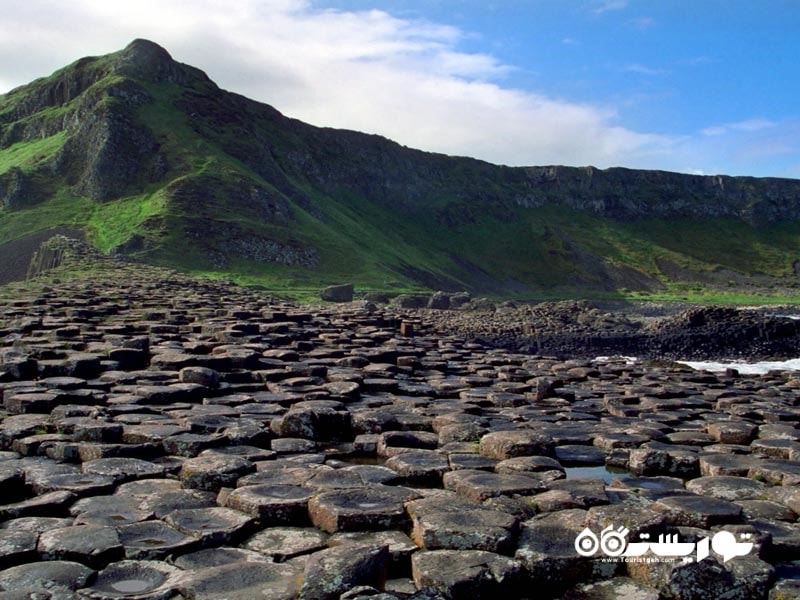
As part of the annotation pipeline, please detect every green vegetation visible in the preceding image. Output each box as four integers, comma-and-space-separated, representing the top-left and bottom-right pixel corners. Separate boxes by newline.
2, 40, 800, 304
0, 132, 67, 175
88, 191, 168, 253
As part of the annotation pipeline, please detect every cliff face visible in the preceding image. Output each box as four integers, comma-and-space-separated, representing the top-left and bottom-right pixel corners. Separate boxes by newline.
513, 166, 800, 224
1, 39, 799, 295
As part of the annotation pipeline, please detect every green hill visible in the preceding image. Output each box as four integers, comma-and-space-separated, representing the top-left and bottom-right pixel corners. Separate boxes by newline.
2, 39, 800, 301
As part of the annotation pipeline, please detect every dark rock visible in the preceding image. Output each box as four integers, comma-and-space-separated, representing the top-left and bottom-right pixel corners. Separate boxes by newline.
427, 292, 451, 310
179, 454, 255, 491
177, 560, 302, 600
321, 284, 354, 303
411, 549, 525, 599
308, 487, 412, 533
0, 560, 94, 595
117, 520, 197, 560
79, 559, 182, 600
0, 530, 38, 569
479, 430, 554, 460
164, 507, 254, 546
393, 295, 430, 309
654, 495, 743, 528
243, 527, 328, 561
443, 468, 545, 502
298, 544, 389, 600
224, 484, 314, 523
407, 495, 518, 553
37, 524, 123, 569
179, 366, 220, 388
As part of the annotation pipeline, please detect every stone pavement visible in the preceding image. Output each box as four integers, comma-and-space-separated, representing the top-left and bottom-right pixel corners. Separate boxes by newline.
1, 265, 799, 599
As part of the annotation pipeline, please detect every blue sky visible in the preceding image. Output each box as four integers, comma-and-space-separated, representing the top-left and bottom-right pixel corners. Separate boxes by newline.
1, 0, 798, 177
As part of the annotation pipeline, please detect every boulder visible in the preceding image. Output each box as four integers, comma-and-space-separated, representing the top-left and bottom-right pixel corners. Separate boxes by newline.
321, 284, 354, 303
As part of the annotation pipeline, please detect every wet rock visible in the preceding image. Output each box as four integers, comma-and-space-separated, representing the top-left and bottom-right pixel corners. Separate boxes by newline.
37, 524, 123, 568
609, 475, 686, 500
224, 484, 314, 523
79, 560, 182, 600
707, 422, 757, 445
411, 549, 525, 599
82, 458, 164, 484
685, 475, 766, 501
384, 451, 449, 484
407, 495, 518, 553
547, 478, 609, 508
629, 447, 699, 478
178, 366, 220, 388
298, 544, 389, 600
770, 578, 800, 599
163, 507, 254, 546
377, 431, 438, 457
328, 530, 417, 573
479, 430, 554, 460
0, 530, 38, 569
137, 488, 216, 519
654, 495, 743, 527
555, 445, 606, 466
162, 432, 227, 457
309, 487, 412, 533
243, 527, 328, 561
117, 520, 197, 560
273, 400, 353, 441
31, 472, 116, 497
443, 469, 544, 502
0, 560, 94, 594
562, 577, 660, 600
177, 560, 302, 600
628, 553, 774, 600
699, 453, 760, 477
515, 509, 606, 594
179, 454, 255, 492
172, 546, 269, 570
0, 490, 77, 520
0, 462, 27, 503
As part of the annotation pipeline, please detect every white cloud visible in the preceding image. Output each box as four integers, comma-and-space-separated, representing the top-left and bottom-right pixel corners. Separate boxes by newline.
590, 1, 629, 14
0, 0, 790, 178
630, 16, 656, 30
701, 118, 777, 136
0, 0, 682, 170
623, 63, 667, 76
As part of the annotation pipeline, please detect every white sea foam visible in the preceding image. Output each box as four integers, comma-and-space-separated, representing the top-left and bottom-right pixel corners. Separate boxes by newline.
678, 359, 800, 375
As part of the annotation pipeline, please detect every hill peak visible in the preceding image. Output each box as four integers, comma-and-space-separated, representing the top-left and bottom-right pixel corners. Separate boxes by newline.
119, 38, 174, 67
111, 38, 192, 84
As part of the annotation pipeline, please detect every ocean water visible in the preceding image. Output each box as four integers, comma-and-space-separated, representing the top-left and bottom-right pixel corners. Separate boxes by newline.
596, 355, 800, 375
678, 358, 800, 375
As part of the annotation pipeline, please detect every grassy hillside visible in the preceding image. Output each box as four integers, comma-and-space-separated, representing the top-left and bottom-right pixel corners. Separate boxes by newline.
1, 39, 799, 302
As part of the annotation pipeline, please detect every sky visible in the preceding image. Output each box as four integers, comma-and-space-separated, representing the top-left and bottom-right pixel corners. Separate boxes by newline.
1, 0, 798, 178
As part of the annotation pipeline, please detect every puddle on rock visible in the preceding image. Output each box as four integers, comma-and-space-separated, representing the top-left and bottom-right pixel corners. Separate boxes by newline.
564, 465, 628, 484
111, 579, 153, 593
329, 455, 386, 466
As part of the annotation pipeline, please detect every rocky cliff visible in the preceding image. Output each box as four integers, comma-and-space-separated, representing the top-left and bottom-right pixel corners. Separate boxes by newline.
1, 39, 799, 296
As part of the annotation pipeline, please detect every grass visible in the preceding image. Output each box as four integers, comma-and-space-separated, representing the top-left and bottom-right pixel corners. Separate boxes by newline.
87, 191, 168, 252
0, 132, 67, 175
3, 56, 800, 304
